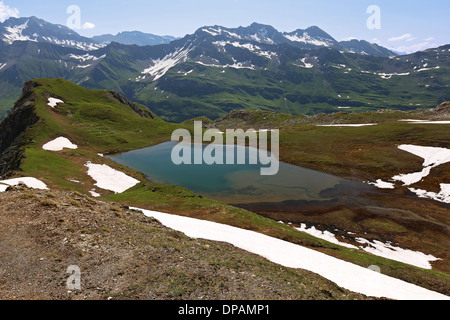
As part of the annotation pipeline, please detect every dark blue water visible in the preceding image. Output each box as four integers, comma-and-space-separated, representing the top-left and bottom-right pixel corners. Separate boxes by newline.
108, 141, 366, 204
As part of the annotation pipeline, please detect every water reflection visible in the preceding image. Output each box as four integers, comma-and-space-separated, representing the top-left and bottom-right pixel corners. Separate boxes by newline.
108, 142, 372, 204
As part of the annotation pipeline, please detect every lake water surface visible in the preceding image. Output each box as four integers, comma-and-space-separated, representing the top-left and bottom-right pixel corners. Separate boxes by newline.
108, 141, 372, 204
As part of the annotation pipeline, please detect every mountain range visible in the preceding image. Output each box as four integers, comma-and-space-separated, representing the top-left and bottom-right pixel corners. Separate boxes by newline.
0, 15, 449, 302
0, 16, 448, 122
0, 17, 395, 54
0, 16, 104, 51
92, 31, 178, 46
196, 23, 396, 57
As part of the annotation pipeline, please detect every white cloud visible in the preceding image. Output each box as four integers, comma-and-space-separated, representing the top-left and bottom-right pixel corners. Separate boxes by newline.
424, 37, 435, 41
0, 1, 19, 23
388, 33, 413, 42
81, 22, 95, 30
389, 41, 437, 54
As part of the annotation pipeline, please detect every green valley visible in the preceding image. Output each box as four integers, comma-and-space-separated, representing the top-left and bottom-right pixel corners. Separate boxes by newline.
0, 79, 449, 298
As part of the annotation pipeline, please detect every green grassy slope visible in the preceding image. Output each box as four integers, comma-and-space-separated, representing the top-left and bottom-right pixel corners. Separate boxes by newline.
0, 78, 448, 296
132, 47, 450, 122
1, 41, 449, 122
8, 79, 176, 190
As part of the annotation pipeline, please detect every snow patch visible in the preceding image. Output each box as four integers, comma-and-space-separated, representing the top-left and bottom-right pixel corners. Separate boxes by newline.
85, 162, 140, 194
409, 184, 450, 204
376, 72, 410, 79
69, 54, 106, 62
2, 20, 37, 44
294, 57, 313, 68
178, 69, 193, 76
405, 120, 450, 125
296, 223, 440, 269
195, 60, 256, 70
202, 28, 221, 36
0, 177, 48, 190
284, 32, 332, 47
214, 40, 261, 51
75, 64, 93, 69
133, 207, 449, 300
213, 40, 277, 60
141, 44, 193, 81
223, 30, 241, 39
393, 167, 432, 186
250, 33, 275, 44
47, 98, 64, 108
397, 145, 450, 170
369, 145, 450, 204
296, 224, 358, 249
317, 124, 377, 127
389, 145, 450, 203
416, 66, 440, 72
355, 238, 441, 270
42, 37, 105, 51
398, 119, 428, 122
42, 137, 78, 152
367, 179, 395, 189
89, 190, 101, 198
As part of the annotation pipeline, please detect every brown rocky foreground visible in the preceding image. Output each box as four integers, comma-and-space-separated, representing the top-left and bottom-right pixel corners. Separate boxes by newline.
0, 186, 371, 300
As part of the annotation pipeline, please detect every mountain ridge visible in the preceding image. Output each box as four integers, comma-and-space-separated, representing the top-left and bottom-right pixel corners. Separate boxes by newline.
0, 17, 448, 122
0, 16, 104, 50
194, 22, 396, 56
92, 31, 179, 46
1, 16, 396, 55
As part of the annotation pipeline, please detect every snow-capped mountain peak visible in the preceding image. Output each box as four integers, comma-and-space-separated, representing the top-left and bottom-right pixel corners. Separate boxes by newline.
2, 19, 36, 44
196, 23, 284, 45
0, 16, 104, 51
195, 23, 339, 49
282, 26, 337, 47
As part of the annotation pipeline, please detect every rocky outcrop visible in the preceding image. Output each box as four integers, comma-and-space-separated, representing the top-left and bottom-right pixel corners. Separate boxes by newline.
108, 91, 155, 119
429, 101, 450, 119
435, 101, 450, 112
0, 81, 40, 177
0, 187, 371, 300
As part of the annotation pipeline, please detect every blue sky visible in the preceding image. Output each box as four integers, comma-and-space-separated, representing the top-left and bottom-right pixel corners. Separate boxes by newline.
1, 0, 449, 53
